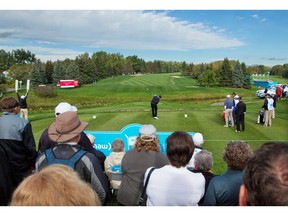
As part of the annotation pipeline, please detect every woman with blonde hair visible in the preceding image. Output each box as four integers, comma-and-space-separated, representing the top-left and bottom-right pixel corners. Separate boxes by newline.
117, 124, 169, 206
10, 164, 101, 206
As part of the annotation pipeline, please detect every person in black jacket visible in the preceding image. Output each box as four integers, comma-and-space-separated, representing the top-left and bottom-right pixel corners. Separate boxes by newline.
235, 96, 246, 132
16, 90, 29, 120
0, 96, 37, 186
150, 95, 162, 120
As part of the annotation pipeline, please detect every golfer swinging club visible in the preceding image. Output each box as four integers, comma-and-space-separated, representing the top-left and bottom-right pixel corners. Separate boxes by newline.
151, 95, 162, 120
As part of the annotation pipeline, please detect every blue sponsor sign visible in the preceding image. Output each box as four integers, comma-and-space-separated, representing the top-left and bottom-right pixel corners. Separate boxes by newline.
85, 123, 194, 156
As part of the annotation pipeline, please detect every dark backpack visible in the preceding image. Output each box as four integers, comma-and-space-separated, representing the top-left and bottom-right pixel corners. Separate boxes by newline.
45, 148, 86, 169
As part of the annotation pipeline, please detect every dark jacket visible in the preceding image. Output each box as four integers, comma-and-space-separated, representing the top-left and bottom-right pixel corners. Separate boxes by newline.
0, 112, 37, 185
36, 144, 111, 205
16, 93, 28, 109
151, 96, 160, 105
38, 129, 106, 170
0, 145, 16, 206
235, 100, 246, 115
203, 168, 243, 206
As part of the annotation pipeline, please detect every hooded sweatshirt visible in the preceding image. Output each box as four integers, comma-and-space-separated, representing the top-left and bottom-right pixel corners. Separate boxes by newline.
104, 151, 125, 189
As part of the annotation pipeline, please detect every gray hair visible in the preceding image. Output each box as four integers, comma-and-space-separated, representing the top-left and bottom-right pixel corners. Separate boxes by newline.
111, 138, 125, 152
194, 150, 213, 171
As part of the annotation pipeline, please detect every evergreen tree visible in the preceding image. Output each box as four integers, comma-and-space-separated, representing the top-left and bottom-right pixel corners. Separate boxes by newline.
45, 61, 54, 84
30, 63, 46, 86
219, 58, 232, 87
232, 61, 244, 88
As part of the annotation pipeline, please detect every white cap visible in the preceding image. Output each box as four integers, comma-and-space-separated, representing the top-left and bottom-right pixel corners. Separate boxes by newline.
234, 95, 240, 99
193, 132, 204, 146
55, 102, 77, 115
227, 95, 231, 98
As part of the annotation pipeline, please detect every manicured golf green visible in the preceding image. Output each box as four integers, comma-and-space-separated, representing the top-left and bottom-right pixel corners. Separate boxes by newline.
14, 73, 288, 174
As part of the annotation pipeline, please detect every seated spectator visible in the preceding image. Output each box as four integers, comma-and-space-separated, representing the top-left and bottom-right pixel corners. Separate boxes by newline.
145, 131, 205, 206
104, 138, 125, 190
117, 124, 169, 206
239, 141, 288, 206
191, 150, 217, 205
203, 141, 253, 206
187, 132, 204, 169
38, 102, 106, 168
10, 164, 101, 206
36, 111, 111, 205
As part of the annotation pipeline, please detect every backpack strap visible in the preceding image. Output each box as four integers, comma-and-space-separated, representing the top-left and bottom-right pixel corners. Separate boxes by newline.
45, 148, 86, 169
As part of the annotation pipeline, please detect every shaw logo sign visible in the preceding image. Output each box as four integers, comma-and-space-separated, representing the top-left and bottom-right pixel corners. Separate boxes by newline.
85, 123, 194, 156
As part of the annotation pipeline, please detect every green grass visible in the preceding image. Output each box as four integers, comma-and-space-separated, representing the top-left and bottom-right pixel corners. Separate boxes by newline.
10, 73, 288, 175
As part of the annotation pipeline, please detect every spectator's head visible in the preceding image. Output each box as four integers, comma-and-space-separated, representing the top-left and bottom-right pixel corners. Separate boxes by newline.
194, 150, 213, 172
48, 111, 88, 143
192, 132, 204, 147
55, 102, 77, 117
240, 142, 288, 206
223, 141, 253, 170
112, 138, 125, 152
10, 164, 100, 206
87, 134, 95, 145
0, 96, 20, 113
135, 124, 160, 152
166, 131, 194, 168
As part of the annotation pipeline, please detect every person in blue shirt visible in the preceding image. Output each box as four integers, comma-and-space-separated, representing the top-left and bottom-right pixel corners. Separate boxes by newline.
223, 94, 234, 127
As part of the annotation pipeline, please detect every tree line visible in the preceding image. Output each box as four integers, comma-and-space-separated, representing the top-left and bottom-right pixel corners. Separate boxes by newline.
1, 48, 288, 92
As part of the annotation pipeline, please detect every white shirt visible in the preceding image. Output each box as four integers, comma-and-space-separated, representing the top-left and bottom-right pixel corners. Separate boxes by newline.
145, 165, 205, 206
186, 147, 202, 169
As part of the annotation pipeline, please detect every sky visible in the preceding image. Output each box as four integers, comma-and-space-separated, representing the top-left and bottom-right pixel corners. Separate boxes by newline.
1, 1, 288, 67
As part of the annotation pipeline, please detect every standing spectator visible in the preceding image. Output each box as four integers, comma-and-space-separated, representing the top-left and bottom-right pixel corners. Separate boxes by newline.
223, 95, 234, 128
150, 95, 162, 120
117, 124, 169, 206
0, 96, 37, 186
104, 138, 125, 190
10, 164, 101, 206
262, 94, 274, 126
187, 132, 204, 169
86, 133, 106, 171
235, 96, 246, 132
16, 90, 29, 120
0, 145, 16, 206
203, 141, 253, 206
192, 150, 217, 205
277, 85, 282, 100
35, 111, 111, 205
145, 131, 205, 206
38, 102, 106, 169
239, 141, 288, 206
232, 93, 239, 125
271, 93, 277, 119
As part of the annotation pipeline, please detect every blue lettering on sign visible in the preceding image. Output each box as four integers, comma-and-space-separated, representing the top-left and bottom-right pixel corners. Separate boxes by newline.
85, 123, 194, 156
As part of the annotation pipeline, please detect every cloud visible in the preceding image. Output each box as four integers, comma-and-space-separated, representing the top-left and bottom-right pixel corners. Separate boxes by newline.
266, 57, 288, 61
251, 14, 267, 22
0, 10, 245, 61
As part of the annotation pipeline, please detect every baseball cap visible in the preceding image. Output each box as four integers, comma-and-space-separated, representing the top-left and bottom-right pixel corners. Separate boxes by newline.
55, 102, 77, 116
139, 124, 157, 141
192, 132, 204, 146
227, 95, 231, 98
